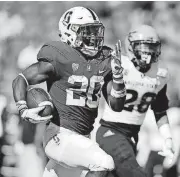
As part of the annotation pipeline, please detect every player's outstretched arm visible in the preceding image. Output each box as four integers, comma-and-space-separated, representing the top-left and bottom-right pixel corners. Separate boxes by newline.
12, 61, 55, 123
151, 84, 175, 166
108, 40, 126, 112
151, 85, 171, 137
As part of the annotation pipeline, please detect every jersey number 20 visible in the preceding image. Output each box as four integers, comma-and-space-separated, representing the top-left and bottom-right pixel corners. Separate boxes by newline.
66, 75, 104, 108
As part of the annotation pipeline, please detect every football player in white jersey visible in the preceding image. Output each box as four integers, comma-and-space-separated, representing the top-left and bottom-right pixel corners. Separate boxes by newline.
96, 25, 175, 177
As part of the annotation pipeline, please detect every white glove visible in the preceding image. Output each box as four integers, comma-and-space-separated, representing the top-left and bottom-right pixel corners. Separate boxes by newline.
111, 40, 123, 82
158, 138, 175, 168
16, 100, 53, 124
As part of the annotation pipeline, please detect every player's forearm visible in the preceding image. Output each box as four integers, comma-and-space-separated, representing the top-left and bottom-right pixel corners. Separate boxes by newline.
12, 74, 29, 116
155, 112, 169, 128
112, 81, 126, 94
155, 112, 172, 140
108, 94, 126, 112
109, 81, 126, 112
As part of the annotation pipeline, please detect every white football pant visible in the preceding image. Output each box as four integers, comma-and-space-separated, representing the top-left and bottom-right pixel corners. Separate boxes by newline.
44, 127, 114, 171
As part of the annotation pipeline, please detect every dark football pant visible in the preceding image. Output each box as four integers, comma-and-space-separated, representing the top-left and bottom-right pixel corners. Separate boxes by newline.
96, 125, 147, 177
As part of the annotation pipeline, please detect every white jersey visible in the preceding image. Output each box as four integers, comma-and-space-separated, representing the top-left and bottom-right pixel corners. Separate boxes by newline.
102, 55, 169, 125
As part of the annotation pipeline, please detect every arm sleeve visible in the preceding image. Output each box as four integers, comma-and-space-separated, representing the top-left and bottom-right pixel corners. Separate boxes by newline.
151, 84, 169, 113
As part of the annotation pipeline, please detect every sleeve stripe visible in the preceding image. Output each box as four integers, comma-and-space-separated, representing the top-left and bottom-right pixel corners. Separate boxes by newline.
18, 73, 29, 86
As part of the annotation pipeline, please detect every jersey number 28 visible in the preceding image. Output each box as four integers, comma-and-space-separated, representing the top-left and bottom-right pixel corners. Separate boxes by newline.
124, 89, 157, 113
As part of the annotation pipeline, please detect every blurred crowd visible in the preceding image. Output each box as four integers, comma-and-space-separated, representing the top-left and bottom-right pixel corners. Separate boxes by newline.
0, 1, 180, 177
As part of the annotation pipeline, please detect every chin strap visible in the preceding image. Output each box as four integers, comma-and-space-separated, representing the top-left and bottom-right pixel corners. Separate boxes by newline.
80, 47, 99, 57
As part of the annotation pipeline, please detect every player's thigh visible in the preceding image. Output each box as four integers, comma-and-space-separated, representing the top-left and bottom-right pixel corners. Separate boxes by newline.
96, 126, 147, 177
43, 160, 58, 177
43, 122, 60, 149
96, 126, 136, 165
43, 159, 82, 177
45, 127, 114, 171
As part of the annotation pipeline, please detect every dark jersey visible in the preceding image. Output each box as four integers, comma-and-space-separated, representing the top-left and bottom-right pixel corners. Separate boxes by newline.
37, 41, 112, 135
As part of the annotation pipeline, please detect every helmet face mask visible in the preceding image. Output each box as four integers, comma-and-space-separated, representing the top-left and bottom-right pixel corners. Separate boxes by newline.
126, 25, 161, 73
75, 23, 105, 56
131, 41, 161, 72
59, 7, 105, 57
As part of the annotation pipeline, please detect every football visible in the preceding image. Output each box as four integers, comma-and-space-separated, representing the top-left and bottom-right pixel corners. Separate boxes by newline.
26, 87, 54, 117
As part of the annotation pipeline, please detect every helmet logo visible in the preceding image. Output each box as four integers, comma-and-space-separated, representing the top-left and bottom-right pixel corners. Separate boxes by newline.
63, 11, 73, 26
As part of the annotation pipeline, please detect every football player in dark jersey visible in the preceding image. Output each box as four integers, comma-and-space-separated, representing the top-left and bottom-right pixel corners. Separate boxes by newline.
12, 6, 126, 177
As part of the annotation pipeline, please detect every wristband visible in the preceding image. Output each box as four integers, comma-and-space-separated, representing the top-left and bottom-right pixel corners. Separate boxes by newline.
112, 78, 124, 84
112, 71, 124, 84
16, 100, 28, 116
110, 87, 126, 98
112, 72, 123, 78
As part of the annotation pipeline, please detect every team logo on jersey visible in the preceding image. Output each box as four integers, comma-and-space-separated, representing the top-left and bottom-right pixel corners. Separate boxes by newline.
99, 70, 105, 74
72, 63, 79, 72
87, 64, 92, 71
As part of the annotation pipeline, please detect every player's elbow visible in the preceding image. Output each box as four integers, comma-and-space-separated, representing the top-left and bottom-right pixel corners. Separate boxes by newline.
109, 96, 126, 112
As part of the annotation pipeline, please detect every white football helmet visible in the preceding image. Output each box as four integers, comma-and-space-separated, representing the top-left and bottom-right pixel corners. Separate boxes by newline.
125, 25, 161, 73
59, 6, 105, 57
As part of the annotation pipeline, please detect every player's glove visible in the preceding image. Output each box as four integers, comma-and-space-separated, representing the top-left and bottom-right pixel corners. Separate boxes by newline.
158, 138, 175, 168
16, 100, 53, 124
111, 40, 124, 84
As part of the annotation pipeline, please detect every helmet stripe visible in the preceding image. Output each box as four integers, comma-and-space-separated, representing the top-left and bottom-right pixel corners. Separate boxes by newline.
86, 8, 97, 20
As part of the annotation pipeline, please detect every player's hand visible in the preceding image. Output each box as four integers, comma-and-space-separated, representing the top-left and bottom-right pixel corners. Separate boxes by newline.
21, 106, 53, 124
158, 138, 175, 168
111, 40, 123, 76
16, 100, 53, 124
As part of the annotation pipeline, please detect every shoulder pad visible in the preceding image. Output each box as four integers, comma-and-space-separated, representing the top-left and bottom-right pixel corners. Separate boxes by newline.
37, 42, 58, 62
37, 41, 72, 63
43, 41, 71, 53
157, 68, 168, 78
